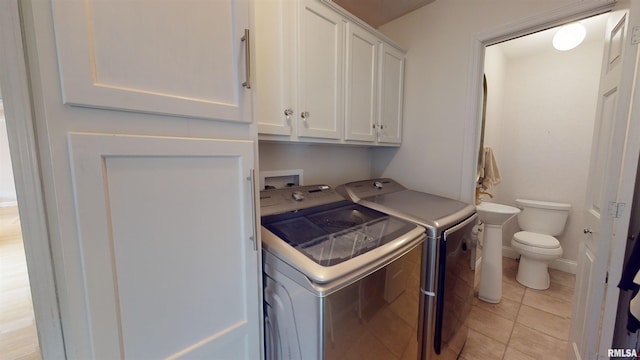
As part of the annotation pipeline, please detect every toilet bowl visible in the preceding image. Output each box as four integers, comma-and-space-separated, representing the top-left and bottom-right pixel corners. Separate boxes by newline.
511, 198, 571, 290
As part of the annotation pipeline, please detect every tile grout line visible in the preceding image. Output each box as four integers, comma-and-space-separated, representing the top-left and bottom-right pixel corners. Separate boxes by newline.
501, 287, 525, 360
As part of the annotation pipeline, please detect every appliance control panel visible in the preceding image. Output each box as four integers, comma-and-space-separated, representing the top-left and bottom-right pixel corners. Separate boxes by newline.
336, 178, 406, 201
259, 185, 346, 216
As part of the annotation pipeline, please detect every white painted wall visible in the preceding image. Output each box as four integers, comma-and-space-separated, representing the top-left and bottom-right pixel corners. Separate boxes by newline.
483, 38, 603, 263
258, 142, 372, 188
371, 0, 584, 200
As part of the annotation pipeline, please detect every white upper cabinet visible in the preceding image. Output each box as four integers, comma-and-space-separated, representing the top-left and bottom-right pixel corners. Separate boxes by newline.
378, 43, 405, 144
255, 0, 405, 146
254, 0, 296, 135
298, 0, 344, 140
344, 23, 379, 142
51, 0, 251, 122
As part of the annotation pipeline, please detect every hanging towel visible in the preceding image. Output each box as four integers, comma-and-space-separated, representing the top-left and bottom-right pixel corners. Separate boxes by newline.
479, 147, 502, 191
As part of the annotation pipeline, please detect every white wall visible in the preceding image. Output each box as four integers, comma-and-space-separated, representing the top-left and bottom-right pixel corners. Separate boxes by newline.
258, 142, 373, 188
371, 0, 585, 201
483, 38, 603, 263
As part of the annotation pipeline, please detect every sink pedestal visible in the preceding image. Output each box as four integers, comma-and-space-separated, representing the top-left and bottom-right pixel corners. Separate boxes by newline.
478, 223, 503, 303
475, 201, 521, 304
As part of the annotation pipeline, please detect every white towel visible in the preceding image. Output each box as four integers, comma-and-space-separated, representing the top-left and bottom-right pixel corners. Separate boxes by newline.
479, 147, 502, 191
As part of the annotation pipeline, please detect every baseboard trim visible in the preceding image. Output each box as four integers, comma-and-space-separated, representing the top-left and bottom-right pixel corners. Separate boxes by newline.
550, 258, 578, 275
500, 245, 577, 274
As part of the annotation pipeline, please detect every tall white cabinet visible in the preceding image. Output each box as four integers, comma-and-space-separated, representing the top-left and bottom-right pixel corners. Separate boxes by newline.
25, 0, 262, 358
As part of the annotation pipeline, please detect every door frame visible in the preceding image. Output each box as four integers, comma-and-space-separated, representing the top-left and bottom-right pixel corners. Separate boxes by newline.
462, 0, 639, 355
461, 0, 615, 203
0, 0, 65, 357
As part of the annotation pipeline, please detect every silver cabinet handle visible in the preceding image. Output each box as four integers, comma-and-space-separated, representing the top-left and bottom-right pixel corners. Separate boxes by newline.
241, 29, 251, 89
301, 111, 310, 120
247, 169, 257, 251
284, 108, 293, 117
583, 228, 593, 234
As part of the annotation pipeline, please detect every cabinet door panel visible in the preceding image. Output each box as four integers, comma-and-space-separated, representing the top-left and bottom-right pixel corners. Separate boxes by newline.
298, 1, 343, 139
68, 133, 260, 359
378, 44, 405, 144
52, 0, 250, 122
345, 23, 378, 142
255, 0, 296, 135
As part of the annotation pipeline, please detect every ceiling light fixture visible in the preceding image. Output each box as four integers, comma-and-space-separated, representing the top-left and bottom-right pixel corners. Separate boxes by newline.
553, 22, 587, 51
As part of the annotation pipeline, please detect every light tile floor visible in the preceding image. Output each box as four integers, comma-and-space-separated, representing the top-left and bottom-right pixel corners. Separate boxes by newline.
0, 207, 40, 360
460, 257, 575, 360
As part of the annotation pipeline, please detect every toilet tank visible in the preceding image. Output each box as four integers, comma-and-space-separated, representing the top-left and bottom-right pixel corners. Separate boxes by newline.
515, 198, 571, 236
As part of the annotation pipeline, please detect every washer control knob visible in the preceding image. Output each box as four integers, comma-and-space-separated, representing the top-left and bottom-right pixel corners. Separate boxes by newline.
373, 181, 384, 189
292, 191, 305, 201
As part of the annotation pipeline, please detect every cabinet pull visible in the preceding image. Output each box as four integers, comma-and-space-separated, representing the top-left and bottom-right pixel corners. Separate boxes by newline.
241, 29, 251, 89
301, 111, 310, 120
247, 169, 257, 251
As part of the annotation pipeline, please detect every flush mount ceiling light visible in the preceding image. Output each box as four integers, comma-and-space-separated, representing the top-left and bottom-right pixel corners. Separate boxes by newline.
553, 22, 587, 51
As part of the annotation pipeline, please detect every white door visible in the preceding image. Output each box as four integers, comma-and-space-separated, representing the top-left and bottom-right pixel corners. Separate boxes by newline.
51, 0, 251, 122
344, 23, 379, 142
298, 0, 343, 140
68, 133, 261, 359
377, 43, 405, 144
569, 2, 640, 358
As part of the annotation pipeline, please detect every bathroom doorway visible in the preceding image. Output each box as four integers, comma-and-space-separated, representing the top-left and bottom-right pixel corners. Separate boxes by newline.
481, 13, 608, 275
476, 4, 640, 357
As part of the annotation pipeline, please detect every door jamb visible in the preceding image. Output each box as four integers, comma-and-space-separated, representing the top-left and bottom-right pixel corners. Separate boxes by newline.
0, 0, 66, 357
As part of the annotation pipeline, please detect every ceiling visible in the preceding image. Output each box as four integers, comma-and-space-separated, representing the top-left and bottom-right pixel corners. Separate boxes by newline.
494, 13, 608, 58
331, 0, 435, 28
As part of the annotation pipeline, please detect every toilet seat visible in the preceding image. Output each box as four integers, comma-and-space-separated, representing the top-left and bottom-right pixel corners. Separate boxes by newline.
513, 231, 560, 249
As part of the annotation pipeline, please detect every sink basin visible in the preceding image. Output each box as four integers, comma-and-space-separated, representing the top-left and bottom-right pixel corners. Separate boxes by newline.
476, 202, 521, 225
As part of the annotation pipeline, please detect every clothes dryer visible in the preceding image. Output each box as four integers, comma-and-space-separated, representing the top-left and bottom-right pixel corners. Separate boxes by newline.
337, 178, 477, 360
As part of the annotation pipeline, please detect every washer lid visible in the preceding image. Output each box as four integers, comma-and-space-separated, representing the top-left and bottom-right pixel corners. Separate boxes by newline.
513, 231, 560, 249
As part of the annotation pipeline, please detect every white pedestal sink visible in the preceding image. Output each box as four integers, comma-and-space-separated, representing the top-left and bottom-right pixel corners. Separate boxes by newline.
477, 202, 520, 303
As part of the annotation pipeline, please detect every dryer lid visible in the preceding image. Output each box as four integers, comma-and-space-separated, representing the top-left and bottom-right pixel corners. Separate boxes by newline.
513, 231, 560, 249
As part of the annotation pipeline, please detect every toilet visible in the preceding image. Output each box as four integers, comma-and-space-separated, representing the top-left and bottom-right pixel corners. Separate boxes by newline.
510, 198, 571, 290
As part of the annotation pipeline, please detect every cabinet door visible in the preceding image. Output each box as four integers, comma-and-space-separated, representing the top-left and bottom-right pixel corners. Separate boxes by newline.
255, 0, 296, 135
378, 43, 405, 144
298, 0, 343, 139
344, 23, 379, 142
52, 0, 250, 122
68, 133, 260, 359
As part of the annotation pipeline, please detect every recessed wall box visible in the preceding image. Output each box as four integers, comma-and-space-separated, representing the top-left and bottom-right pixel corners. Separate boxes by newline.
260, 169, 304, 190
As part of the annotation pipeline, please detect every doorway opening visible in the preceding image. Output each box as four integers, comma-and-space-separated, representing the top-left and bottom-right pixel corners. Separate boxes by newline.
481, 13, 608, 273
470, 12, 609, 358
0, 93, 40, 358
